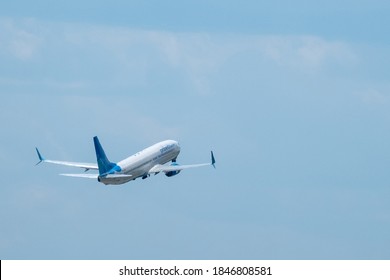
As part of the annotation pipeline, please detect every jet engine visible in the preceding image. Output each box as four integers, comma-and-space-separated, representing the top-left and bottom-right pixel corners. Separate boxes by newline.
165, 162, 181, 177
165, 170, 181, 177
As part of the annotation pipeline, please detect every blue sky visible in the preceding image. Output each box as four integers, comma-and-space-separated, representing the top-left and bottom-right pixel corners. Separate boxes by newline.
1, 1, 390, 259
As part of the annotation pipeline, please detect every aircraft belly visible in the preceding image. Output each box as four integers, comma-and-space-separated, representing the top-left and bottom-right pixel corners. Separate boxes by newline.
99, 176, 133, 185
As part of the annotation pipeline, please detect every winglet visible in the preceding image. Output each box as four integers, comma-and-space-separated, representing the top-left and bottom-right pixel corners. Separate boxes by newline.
35, 147, 45, 165
211, 151, 216, 168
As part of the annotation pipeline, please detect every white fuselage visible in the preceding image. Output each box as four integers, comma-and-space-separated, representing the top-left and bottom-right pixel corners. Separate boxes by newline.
99, 140, 180, 185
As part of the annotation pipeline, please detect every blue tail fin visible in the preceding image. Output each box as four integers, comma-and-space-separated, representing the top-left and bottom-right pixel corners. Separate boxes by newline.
93, 136, 117, 175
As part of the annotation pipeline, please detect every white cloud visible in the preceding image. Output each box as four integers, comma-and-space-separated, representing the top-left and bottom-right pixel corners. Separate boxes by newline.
358, 88, 389, 105
253, 35, 356, 70
0, 18, 43, 60
58, 94, 180, 143
0, 17, 357, 95
297, 36, 356, 67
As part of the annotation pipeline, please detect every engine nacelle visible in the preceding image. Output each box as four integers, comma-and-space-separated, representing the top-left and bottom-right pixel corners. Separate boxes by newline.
165, 170, 181, 177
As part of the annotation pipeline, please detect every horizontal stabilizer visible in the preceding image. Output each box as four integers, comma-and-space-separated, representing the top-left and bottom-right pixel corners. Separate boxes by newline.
60, 174, 133, 181
60, 173, 99, 179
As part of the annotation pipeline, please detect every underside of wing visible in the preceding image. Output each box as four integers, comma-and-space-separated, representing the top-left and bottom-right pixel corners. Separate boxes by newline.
149, 163, 211, 173
149, 151, 216, 174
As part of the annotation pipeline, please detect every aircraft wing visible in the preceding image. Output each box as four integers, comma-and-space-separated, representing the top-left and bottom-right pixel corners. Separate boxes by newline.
41, 159, 98, 170
35, 148, 98, 171
149, 151, 216, 174
149, 163, 211, 173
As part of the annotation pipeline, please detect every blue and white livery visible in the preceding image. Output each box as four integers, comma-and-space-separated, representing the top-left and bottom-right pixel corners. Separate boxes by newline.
36, 136, 215, 185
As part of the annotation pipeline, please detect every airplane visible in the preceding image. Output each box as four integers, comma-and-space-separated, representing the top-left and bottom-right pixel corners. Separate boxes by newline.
35, 136, 215, 185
